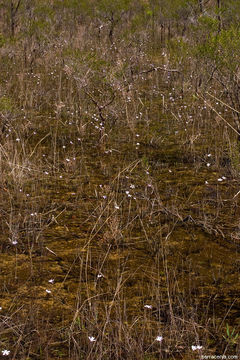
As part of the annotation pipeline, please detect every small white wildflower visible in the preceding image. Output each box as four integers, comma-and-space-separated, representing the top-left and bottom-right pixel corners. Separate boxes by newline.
66, 158, 70, 162
0, 307, 2, 310
45, 289, 51, 294
44, 171, 49, 175
207, 154, 211, 157
130, 184, 135, 189
48, 279, 54, 284
103, 195, 107, 199
155, 336, 163, 342
16, 138, 20, 142
136, 142, 140, 146
125, 191, 130, 194
205, 181, 208, 184
192, 345, 202, 351
88, 336, 96, 342
10, 239, 18, 245
136, 134, 140, 137
144, 305, 152, 309
217, 178, 223, 182
97, 274, 104, 278
206, 163, 210, 167
169, 169, 172, 173
222, 176, 226, 180
2, 350, 10, 356
59, 175, 63, 179
62, 145, 66, 149
114, 205, 120, 209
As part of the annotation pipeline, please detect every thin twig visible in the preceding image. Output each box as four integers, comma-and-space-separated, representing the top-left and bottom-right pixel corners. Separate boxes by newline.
197, 92, 239, 135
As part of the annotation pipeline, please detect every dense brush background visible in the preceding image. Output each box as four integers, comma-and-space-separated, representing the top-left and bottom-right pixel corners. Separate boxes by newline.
0, 0, 240, 359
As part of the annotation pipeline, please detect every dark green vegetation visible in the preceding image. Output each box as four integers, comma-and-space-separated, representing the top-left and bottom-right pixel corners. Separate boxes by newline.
0, 0, 240, 359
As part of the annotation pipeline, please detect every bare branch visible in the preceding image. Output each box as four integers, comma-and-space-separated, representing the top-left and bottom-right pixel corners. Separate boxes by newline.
138, 65, 180, 76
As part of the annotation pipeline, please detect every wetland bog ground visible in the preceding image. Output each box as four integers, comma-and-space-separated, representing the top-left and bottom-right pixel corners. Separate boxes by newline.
0, 1, 240, 359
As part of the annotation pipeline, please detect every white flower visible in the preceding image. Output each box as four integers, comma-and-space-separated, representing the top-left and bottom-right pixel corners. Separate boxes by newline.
88, 336, 96, 342
206, 163, 210, 167
97, 274, 104, 278
205, 181, 208, 184
217, 178, 223, 182
114, 205, 120, 209
48, 279, 54, 283
144, 305, 152, 309
45, 289, 51, 294
0, 307, 2, 310
2, 350, 10, 356
10, 239, 18, 245
222, 176, 226, 180
130, 184, 135, 189
207, 154, 212, 157
192, 345, 202, 351
155, 336, 163, 342
66, 158, 70, 162
136, 143, 140, 146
